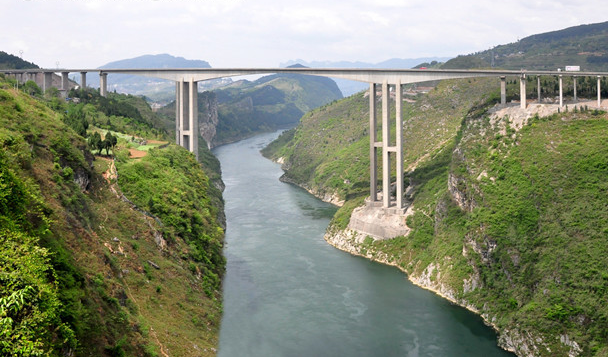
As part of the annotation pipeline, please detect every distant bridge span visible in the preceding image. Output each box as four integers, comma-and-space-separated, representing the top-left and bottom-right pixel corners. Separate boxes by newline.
3, 67, 608, 210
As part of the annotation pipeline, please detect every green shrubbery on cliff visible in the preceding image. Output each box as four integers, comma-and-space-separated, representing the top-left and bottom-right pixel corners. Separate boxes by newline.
116, 145, 225, 296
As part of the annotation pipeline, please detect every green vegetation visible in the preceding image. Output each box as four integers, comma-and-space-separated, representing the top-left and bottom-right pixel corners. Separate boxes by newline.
443, 21, 608, 71
0, 73, 224, 355
266, 72, 608, 354
116, 145, 225, 296
0, 51, 38, 69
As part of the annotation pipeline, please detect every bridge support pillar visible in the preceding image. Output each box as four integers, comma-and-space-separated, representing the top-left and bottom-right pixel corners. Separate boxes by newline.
61, 72, 69, 91
80, 72, 87, 88
573, 76, 577, 102
381, 80, 391, 209
395, 80, 404, 210
500, 76, 506, 105
520, 74, 526, 109
176, 78, 199, 160
537, 76, 541, 103
43, 72, 53, 92
559, 75, 563, 107
100, 73, 108, 97
598, 76, 602, 108
369, 83, 378, 202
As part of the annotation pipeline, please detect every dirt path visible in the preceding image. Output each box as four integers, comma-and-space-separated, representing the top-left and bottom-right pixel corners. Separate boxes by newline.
129, 148, 147, 159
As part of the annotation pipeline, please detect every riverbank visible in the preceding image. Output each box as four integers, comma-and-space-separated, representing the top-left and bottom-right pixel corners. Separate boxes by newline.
322, 227, 529, 355
218, 131, 512, 356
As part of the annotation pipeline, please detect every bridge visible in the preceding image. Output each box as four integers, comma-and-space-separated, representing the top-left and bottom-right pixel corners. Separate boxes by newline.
3, 67, 608, 211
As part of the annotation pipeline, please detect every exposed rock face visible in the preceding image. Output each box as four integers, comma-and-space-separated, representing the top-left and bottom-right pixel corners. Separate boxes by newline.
324, 209, 569, 357
448, 147, 477, 212
347, 203, 412, 239
279, 174, 345, 206
73, 167, 91, 191
198, 92, 219, 149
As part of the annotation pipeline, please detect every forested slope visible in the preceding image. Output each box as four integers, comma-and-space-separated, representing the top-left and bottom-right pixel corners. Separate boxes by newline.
0, 75, 225, 356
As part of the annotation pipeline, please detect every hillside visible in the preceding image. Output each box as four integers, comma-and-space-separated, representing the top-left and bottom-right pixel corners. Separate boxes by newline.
443, 21, 608, 71
0, 51, 38, 69
0, 74, 225, 355
158, 69, 343, 148
263, 76, 608, 355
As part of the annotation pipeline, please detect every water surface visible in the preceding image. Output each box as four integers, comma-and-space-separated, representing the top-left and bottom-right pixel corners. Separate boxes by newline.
216, 131, 514, 357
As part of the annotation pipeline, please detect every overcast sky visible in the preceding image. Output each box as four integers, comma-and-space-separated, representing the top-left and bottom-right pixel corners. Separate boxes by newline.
3, 0, 608, 69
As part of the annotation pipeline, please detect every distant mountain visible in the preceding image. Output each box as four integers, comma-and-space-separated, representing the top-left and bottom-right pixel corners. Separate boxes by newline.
88, 54, 225, 103
99, 53, 211, 69
0, 51, 39, 69
281, 57, 451, 95
443, 21, 608, 70
158, 66, 343, 148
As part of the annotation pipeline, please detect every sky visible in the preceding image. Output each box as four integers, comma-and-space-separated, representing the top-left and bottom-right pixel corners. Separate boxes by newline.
3, 0, 608, 69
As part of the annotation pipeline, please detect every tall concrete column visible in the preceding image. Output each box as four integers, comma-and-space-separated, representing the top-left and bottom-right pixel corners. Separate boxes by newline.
189, 78, 199, 161
100, 73, 108, 97
500, 76, 506, 105
178, 79, 188, 148
176, 79, 198, 159
573, 76, 577, 102
175, 81, 181, 145
559, 75, 563, 108
80, 72, 87, 88
598, 76, 602, 108
395, 80, 404, 209
61, 72, 69, 91
369, 83, 378, 202
43, 72, 53, 92
537, 76, 541, 103
520, 75, 526, 109
381, 80, 391, 208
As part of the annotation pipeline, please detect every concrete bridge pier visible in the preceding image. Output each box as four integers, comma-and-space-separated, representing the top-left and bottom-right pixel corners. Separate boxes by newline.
598, 76, 602, 108
573, 76, 577, 102
381, 80, 391, 208
368, 80, 405, 210
500, 76, 506, 105
61, 72, 69, 96
395, 80, 404, 210
520, 74, 527, 109
43, 72, 53, 92
175, 78, 199, 160
369, 83, 379, 202
80, 72, 87, 88
26, 72, 36, 83
100, 73, 108, 97
559, 75, 563, 107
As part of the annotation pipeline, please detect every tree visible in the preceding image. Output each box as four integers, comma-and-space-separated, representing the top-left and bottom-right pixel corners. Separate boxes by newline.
103, 132, 115, 156
88, 132, 102, 154
21, 80, 41, 97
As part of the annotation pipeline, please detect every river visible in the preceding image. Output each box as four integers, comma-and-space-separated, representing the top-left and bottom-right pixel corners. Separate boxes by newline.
215, 131, 515, 357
